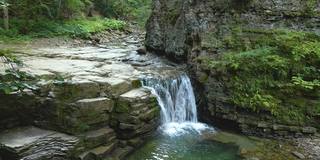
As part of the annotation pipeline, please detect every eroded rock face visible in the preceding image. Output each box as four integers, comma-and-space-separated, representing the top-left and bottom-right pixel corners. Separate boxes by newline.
146, 0, 320, 59
146, 0, 320, 137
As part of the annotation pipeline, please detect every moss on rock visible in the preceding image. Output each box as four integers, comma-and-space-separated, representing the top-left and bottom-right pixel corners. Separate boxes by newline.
197, 29, 320, 128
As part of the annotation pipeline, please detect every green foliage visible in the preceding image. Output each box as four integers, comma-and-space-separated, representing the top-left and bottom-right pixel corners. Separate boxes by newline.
291, 41, 320, 61
1, 0, 150, 40
6, 0, 151, 25
292, 76, 320, 90
0, 0, 151, 42
94, 0, 152, 26
198, 29, 320, 125
8, 0, 91, 20
0, 70, 35, 94
304, 0, 318, 16
0, 0, 8, 6
0, 49, 21, 64
0, 18, 126, 40
0, 50, 35, 94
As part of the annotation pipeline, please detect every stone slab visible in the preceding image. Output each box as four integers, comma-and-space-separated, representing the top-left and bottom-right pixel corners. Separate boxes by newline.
120, 88, 150, 100
0, 126, 79, 160
76, 97, 114, 112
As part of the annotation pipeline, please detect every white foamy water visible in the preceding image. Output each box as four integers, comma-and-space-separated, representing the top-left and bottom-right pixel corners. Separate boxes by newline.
142, 74, 214, 136
160, 122, 214, 137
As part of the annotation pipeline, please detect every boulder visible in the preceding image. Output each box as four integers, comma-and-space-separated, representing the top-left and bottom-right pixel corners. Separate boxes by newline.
136, 46, 147, 55
292, 151, 305, 159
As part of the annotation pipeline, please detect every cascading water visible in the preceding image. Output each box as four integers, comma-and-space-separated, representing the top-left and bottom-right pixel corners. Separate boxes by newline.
129, 74, 240, 160
142, 73, 213, 136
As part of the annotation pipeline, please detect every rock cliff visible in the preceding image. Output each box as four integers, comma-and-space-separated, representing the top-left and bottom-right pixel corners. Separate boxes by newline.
146, 0, 320, 59
146, 0, 320, 137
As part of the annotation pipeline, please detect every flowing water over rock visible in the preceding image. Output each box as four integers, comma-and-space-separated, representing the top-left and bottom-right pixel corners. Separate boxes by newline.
127, 74, 241, 160
142, 74, 213, 136
143, 74, 197, 123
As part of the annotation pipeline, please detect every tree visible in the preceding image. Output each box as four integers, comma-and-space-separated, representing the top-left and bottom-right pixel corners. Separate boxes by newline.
0, 0, 9, 30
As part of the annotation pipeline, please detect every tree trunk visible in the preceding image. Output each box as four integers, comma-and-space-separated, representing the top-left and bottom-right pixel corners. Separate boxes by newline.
3, 6, 9, 30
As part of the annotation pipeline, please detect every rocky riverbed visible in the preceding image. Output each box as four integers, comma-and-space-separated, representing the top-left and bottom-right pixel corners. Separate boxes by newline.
0, 30, 184, 160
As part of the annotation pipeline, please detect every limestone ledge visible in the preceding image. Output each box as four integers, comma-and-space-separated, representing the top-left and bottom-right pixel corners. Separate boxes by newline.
0, 87, 160, 160
0, 38, 166, 160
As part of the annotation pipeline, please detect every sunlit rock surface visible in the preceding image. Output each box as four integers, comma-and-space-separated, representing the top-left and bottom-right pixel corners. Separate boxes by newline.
0, 33, 182, 160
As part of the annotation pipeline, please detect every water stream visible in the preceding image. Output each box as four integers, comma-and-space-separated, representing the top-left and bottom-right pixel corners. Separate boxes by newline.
142, 74, 212, 136
127, 74, 241, 160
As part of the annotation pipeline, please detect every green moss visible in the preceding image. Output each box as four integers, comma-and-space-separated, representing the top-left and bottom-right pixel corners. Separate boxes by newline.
131, 80, 142, 88
140, 107, 160, 121
198, 29, 320, 126
115, 100, 130, 113
198, 72, 209, 83
201, 32, 224, 49
149, 97, 159, 108
304, 0, 318, 16
163, 0, 182, 25
242, 138, 300, 160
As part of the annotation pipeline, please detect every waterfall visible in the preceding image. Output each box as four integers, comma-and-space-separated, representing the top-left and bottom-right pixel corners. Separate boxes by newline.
142, 74, 213, 136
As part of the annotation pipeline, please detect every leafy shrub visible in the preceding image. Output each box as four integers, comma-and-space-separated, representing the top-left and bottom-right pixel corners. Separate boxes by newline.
292, 76, 320, 90
0, 18, 126, 40
198, 29, 320, 125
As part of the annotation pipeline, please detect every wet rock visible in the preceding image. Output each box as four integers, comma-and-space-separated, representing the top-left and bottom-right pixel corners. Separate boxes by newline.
292, 151, 305, 159
127, 138, 143, 147
289, 126, 301, 132
112, 113, 141, 124
79, 127, 116, 149
119, 123, 139, 130
115, 88, 152, 113
139, 107, 160, 121
136, 46, 147, 55
302, 127, 317, 134
118, 140, 127, 148
257, 122, 269, 128
272, 125, 288, 131
78, 152, 96, 160
111, 146, 134, 160
246, 158, 260, 160
295, 138, 320, 159
79, 142, 117, 160
112, 87, 160, 140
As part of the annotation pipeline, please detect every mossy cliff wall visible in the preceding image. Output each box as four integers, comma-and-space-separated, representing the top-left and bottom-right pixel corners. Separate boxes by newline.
146, 0, 320, 137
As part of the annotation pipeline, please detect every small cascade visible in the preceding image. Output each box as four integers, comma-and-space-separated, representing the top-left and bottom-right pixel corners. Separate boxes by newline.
142, 74, 213, 136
